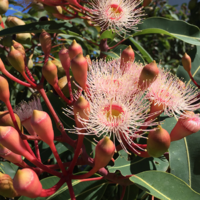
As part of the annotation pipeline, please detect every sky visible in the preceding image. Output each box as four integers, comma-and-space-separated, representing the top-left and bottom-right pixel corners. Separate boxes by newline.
5, 0, 191, 17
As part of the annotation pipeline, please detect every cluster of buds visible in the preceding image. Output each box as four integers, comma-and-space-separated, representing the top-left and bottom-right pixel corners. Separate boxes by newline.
0, 6, 199, 197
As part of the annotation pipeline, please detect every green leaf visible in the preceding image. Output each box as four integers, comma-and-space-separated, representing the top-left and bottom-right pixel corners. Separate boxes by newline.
129, 37, 153, 63
108, 150, 169, 176
0, 21, 72, 37
0, 161, 18, 178
19, 174, 108, 200
100, 30, 116, 40
130, 171, 200, 200
134, 17, 200, 45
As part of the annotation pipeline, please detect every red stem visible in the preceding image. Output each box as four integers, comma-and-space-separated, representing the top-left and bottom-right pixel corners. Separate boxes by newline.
72, 167, 97, 179
65, 68, 74, 102
120, 186, 126, 200
79, 176, 104, 182
5, 100, 36, 158
67, 180, 76, 200
67, 135, 84, 174
189, 71, 200, 89
25, 65, 36, 83
1, 68, 31, 87
34, 140, 41, 162
53, 82, 73, 105
50, 142, 67, 176
21, 71, 37, 87
38, 88, 76, 148
40, 178, 65, 197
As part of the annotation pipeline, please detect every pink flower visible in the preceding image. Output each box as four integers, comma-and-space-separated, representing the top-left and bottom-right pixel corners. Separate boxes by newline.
64, 90, 159, 153
147, 69, 200, 118
87, 58, 143, 96
88, 0, 144, 36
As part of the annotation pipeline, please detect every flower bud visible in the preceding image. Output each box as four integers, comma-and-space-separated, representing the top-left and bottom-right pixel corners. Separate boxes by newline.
0, 75, 10, 103
120, 45, 135, 70
39, 30, 52, 56
59, 46, 71, 72
0, 144, 24, 166
15, 33, 31, 44
13, 168, 42, 198
0, 15, 2, 24
27, 55, 34, 69
71, 53, 88, 90
68, 40, 83, 59
138, 60, 159, 90
51, 59, 65, 78
0, 126, 28, 156
5, 16, 25, 27
94, 137, 115, 169
170, 111, 200, 141
58, 76, 79, 97
0, 0, 9, 15
0, 172, 18, 198
31, 110, 54, 146
147, 125, 170, 157
42, 60, 58, 85
0, 111, 22, 131
73, 96, 90, 130
182, 53, 191, 74
143, 0, 152, 7
44, 5, 62, 18
12, 40, 25, 57
7, 46, 25, 73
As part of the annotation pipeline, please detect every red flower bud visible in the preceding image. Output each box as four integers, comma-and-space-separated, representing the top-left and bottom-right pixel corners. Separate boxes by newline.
13, 168, 42, 198
68, 40, 83, 59
182, 53, 191, 74
147, 125, 170, 157
94, 137, 115, 169
73, 96, 90, 131
12, 40, 25, 58
71, 53, 88, 90
31, 110, 54, 146
7, 46, 25, 73
138, 60, 159, 90
170, 111, 200, 141
59, 46, 71, 72
0, 75, 10, 103
39, 30, 52, 56
42, 60, 58, 86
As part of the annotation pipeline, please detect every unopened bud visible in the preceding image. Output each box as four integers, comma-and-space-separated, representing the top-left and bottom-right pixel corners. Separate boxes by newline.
138, 60, 159, 90
0, 144, 24, 166
27, 55, 34, 69
71, 53, 88, 90
39, 30, 52, 56
5, 16, 25, 27
44, 5, 62, 18
12, 40, 25, 57
7, 46, 25, 73
120, 45, 135, 70
0, 126, 28, 157
0, 58, 6, 72
0, 75, 10, 103
0, 172, 18, 198
170, 111, 200, 141
94, 137, 115, 169
0, 0, 9, 15
59, 46, 71, 72
15, 33, 31, 44
0, 111, 22, 131
42, 60, 58, 85
13, 169, 42, 198
52, 59, 65, 78
182, 53, 191, 74
68, 40, 83, 59
31, 110, 54, 146
147, 125, 170, 157
73, 96, 90, 130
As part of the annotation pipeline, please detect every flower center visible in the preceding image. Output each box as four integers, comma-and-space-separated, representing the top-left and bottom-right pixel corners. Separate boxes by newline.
106, 4, 123, 20
103, 104, 124, 122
